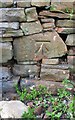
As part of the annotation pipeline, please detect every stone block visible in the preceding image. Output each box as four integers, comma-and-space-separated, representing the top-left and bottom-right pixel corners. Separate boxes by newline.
42, 58, 59, 65
68, 47, 75, 56
0, 0, 13, 7
0, 42, 13, 63
1, 29, 23, 38
0, 38, 13, 42
0, 22, 19, 30
13, 64, 38, 78
15, 0, 31, 7
0, 8, 26, 22
31, 0, 50, 7
67, 56, 75, 65
42, 22, 55, 29
55, 27, 75, 34
41, 64, 69, 81
13, 36, 35, 61
65, 34, 75, 46
20, 21, 42, 35
41, 18, 55, 23
25, 7, 38, 22
56, 20, 75, 28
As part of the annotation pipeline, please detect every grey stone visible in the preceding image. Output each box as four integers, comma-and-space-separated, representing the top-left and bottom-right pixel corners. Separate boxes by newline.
68, 47, 75, 56
1, 29, 23, 37
0, 101, 28, 118
25, 7, 38, 22
41, 65, 70, 81
42, 22, 55, 29
56, 20, 75, 28
41, 18, 55, 23
0, 37, 13, 42
0, 42, 13, 63
31, 0, 50, 7
0, 8, 26, 22
13, 36, 35, 61
20, 21, 42, 35
0, 81, 2, 101
42, 58, 59, 65
67, 56, 75, 65
0, 0, 13, 7
65, 34, 75, 46
15, 0, 31, 8
13, 64, 38, 78
0, 67, 11, 80
0, 22, 19, 30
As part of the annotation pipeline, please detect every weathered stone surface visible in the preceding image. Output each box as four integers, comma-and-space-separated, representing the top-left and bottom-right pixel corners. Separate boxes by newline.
39, 10, 75, 19
0, 8, 26, 22
0, 101, 28, 118
67, 56, 75, 65
13, 36, 35, 61
0, 42, 13, 63
41, 65, 69, 81
1, 29, 23, 37
0, 37, 13, 42
34, 32, 67, 59
20, 21, 42, 35
31, 0, 50, 7
0, 81, 2, 100
0, 67, 11, 80
13, 64, 38, 78
42, 58, 59, 64
25, 7, 38, 22
0, 0, 13, 7
15, 0, 31, 7
0, 22, 19, 30
56, 20, 75, 28
42, 22, 55, 29
41, 18, 55, 23
55, 27, 75, 34
68, 47, 75, 56
65, 34, 75, 46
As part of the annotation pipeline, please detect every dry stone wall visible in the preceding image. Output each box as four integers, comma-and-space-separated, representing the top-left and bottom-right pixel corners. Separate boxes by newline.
0, 0, 75, 82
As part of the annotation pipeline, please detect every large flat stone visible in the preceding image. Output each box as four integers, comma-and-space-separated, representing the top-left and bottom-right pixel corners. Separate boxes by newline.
65, 34, 75, 46
13, 36, 35, 61
25, 7, 38, 22
56, 20, 75, 28
31, 0, 50, 7
0, 42, 13, 63
41, 65, 70, 81
0, 0, 13, 7
0, 8, 26, 22
15, 0, 31, 7
0, 37, 13, 42
0, 22, 19, 30
13, 64, 39, 78
20, 21, 42, 35
1, 29, 23, 38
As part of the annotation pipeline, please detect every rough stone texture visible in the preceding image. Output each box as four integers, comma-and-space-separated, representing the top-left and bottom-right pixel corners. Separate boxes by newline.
65, 34, 75, 46
0, 42, 13, 63
41, 18, 55, 23
0, 101, 28, 118
41, 65, 69, 81
68, 47, 75, 56
56, 20, 75, 28
42, 22, 55, 29
0, 37, 13, 42
13, 36, 35, 61
55, 27, 75, 34
20, 21, 42, 35
0, 0, 13, 7
0, 81, 2, 100
0, 67, 11, 80
0, 8, 26, 22
35, 32, 67, 59
39, 10, 75, 19
15, 0, 31, 8
25, 7, 38, 22
67, 56, 75, 65
31, 0, 50, 7
0, 22, 19, 30
13, 64, 38, 78
1, 29, 23, 38
42, 58, 59, 65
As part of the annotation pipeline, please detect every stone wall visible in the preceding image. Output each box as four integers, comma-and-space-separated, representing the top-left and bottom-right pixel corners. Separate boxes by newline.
0, 0, 75, 82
